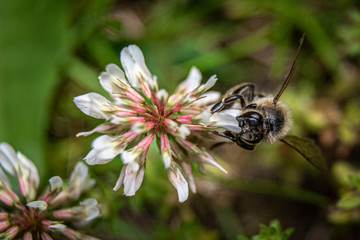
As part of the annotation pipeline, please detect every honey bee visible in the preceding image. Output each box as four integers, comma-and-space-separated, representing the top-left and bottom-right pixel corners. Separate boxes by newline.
210, 36, 326, 170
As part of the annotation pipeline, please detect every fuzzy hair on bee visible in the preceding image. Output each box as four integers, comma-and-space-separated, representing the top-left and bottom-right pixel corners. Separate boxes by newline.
248, 97, 292, 144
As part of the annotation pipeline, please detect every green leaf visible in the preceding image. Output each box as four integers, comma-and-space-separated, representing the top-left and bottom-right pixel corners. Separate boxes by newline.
238, 220, 293, 240
348, 175, 360, 190
0, 0, 69, 176
337, 192, 360, 210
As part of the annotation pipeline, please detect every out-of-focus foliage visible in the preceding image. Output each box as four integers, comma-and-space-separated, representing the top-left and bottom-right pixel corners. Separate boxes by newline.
329, 161, 360, 224
0, 0, 360, 239
238, 220, 293, 240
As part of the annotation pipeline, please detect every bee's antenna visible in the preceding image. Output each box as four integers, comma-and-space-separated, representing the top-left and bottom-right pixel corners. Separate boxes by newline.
272, 34, 305, 106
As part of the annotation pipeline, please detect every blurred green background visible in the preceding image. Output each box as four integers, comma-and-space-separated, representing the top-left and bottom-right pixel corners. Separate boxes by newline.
1, 0, 360, 239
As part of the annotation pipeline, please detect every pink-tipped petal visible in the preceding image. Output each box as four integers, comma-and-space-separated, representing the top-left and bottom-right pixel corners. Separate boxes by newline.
23, 232, 33, 240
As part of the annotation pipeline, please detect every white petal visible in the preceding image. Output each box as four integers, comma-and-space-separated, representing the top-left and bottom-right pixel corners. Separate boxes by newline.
131, 122, 148, 135
113, 163, 144, 196
168, 167, 189, 203
84, 148, 119, 165
121, 148, 140, 164
176, 67, 201, 93
199, 152, 228, 174
17, 152, 40, 189
84, 206, 100, 222
76, 123, 117, 137
80, 198, 100, 221
27, 200, 48, 211
85, 135, 121, 165
99, 63, 127, 94
156, 89, 169, 102
209, 111, 242, 133
120, 45, 155, 88
181, 162, 197, 193
91, 135, 115, 149
197, 91, 221, 106
0, 167, 10, 188
0, 142, 17, 175
113, 163, 142, 192
162, 151, 172, 169
80, 198, 98, 207
106, 63, 125, 78
48, 223, 67, 232
69, 162, 88, 189
73, 93, 112, 119
99, 72, 119, 94
113, 167, 126, 191
178, 125, 191, 139
49, 176, 63, 191
195, 111, 212, 123
201, 75, 217, 92
220, 109, 243, 117
123, 163, 144, 196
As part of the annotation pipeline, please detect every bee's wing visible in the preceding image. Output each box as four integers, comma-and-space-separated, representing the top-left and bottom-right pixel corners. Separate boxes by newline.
281, 135, 327, 170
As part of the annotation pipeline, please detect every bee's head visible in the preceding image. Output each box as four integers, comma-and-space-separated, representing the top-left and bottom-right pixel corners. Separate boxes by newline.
236, 111, 264, 143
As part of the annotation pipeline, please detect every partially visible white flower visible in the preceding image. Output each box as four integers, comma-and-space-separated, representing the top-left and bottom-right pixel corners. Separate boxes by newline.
0, 143, 39, 201
0, 143, 100, 240
74, 45, 226, 202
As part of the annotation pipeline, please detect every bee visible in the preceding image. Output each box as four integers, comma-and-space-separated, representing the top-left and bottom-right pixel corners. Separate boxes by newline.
210, 36, 326, 170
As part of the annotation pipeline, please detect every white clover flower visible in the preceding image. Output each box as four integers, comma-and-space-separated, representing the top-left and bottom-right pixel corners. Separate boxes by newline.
74, 45, 226, 202
0, 143, 100, 240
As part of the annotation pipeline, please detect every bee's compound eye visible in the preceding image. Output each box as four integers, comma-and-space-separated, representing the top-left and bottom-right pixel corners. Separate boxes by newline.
248, 118, 258, 127
248, 113, 261, 126
238, 112, 263, 128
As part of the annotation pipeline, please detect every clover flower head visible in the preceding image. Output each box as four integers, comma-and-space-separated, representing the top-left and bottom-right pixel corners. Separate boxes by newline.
74, 44, 226, 202
0, 143, 100, 240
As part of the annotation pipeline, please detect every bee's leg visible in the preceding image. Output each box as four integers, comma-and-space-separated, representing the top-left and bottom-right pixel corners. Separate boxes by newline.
236, 137, 256, 150
228, 83, 255, 102
212, 130, 256, 150
211, 95, 246, 113
211, 130, 237, 142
